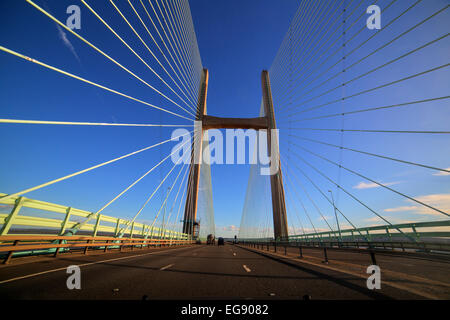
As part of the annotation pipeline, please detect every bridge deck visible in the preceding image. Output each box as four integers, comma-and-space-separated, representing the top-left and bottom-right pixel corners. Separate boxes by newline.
1, 243, 447, 299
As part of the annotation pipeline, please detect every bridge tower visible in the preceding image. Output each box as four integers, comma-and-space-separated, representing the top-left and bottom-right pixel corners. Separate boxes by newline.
182, 69, 289, 240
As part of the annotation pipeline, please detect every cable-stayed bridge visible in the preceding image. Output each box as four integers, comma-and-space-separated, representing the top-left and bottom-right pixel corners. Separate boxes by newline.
0, 0, 449, 300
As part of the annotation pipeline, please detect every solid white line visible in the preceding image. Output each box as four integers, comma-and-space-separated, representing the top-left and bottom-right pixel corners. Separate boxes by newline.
159, 263, 174, 271
242, 265, 251, 273
0, 246, 194, 285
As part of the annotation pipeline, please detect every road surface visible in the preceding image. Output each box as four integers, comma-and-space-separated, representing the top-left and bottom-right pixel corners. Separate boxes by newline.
0, 244, 425, 299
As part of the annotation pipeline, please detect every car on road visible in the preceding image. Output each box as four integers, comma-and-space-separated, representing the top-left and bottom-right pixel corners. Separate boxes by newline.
217, 237, 224, 246
207, 234, 215, 245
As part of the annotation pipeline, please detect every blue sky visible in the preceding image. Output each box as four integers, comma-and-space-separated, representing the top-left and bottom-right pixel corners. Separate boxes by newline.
0, 0, 449, 238
269, 0, 450, 237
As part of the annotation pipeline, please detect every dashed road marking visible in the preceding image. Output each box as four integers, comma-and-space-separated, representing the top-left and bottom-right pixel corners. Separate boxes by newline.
160, 264, 174, 271
243, 265, 251, 272
240, 245, 443, 299
0, 246, 195, 285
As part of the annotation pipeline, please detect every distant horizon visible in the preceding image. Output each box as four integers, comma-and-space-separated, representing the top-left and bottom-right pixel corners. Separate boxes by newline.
1, 0, 449, 239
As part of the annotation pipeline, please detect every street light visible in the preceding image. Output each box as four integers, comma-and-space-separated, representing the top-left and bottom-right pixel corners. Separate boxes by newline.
328, 190, 342, 242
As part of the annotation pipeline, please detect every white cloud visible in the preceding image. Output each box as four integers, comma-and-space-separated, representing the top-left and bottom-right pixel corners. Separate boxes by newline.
432, 168, 450, 176
300, 227, 329, 234
365, 216, 383, 222
413, 194, 450, 216
384, 206, 418, 212
215, 225, 240, 237
354, 182, 378, 189
364, 216, 417, 226
383, 193, 450, 216
56, 24, 80, 62
221, 225, 239, 232
353, 181, 401, 190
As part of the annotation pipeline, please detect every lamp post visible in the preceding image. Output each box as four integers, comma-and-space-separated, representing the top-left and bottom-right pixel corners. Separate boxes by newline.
328, 190, 342, 242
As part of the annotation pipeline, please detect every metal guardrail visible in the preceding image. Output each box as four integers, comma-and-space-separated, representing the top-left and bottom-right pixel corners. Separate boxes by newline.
0, 235, 195, 264
242, 220, 450, 243
242, 239, 450, 253
240, 221, 450, 265
240, 238, 450, 266
0, 193, 188, 239
0, 193, 192, 262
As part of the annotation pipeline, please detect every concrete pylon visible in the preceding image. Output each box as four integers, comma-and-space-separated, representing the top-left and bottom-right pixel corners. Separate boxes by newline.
261, 70, 289, 240
182, 69, 209, 235
182, 70, 289, 240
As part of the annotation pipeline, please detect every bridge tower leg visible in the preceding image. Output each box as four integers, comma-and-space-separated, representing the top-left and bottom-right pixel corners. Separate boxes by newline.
182, 69, 209, 236
261, 70, 289, 240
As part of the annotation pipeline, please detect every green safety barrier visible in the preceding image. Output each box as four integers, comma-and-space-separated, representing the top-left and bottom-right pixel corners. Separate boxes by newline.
241, 220, 450, 243
0, 193, 191, 258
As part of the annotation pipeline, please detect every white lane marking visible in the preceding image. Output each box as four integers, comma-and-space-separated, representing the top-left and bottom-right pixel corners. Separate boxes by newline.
0, 246, 195, 285
242, 264, 251, 272
240, 245, 440, 300
159, 263, 174, 271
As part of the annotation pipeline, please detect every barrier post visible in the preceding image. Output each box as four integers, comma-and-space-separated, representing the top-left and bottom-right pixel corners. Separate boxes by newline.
322, 247, 329, 264
3, 240, 19, 264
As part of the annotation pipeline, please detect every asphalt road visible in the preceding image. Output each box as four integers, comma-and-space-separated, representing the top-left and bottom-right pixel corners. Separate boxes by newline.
0, 244, 423, 299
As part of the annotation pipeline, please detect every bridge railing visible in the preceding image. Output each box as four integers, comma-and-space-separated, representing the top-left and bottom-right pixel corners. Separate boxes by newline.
0, 235, 195, 264
240, 220, 450, 244
241, 238, 450, 266
0, 193, 191, 262
0, 193, 188, 238
242, 239, 450, 253
239, 220, 450, 264
287, 220, 450, 243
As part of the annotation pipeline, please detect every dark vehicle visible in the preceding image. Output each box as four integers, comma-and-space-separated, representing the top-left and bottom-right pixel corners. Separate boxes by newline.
217, 237, 224, 246
207, 234, 215, 245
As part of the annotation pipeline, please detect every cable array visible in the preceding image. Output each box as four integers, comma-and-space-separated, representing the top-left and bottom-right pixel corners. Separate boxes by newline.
0, 0, 206, 239
241, 0, 449, 241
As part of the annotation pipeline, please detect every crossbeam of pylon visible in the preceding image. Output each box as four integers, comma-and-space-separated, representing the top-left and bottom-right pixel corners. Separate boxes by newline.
202, 115, 268, 130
